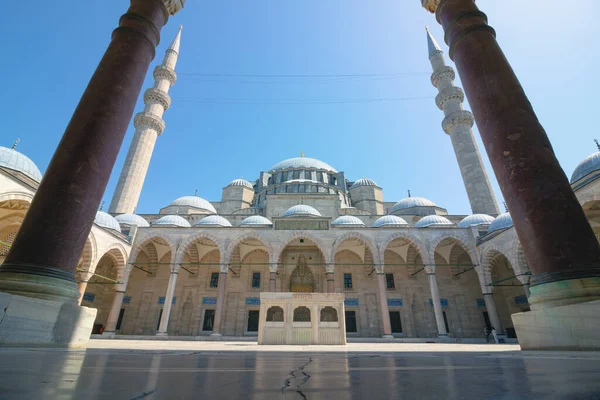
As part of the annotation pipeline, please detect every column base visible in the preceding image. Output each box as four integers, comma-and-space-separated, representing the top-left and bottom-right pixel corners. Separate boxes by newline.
0, 291, 96, 347
101, 331, 117, 338
512, 299, 600, 350
528, 277, 600, 311
155, 332, 168, 336
382, 335, 394, 339
210, 332, 223, 337
0, 268, 79, 303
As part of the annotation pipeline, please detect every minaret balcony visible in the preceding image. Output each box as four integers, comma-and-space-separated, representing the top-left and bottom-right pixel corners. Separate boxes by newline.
134, 112, 166, 135
153, 65, 177, 86
442, 110, 475, 134
144, 88, 172, 110
435, 86, 465, 110
431, 66, 455, 88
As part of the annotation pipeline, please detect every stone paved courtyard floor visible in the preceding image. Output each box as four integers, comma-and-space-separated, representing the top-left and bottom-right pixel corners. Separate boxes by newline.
1, 340, 599, 399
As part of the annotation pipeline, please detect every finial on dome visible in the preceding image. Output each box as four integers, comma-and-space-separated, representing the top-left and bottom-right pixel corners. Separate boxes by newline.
595, 139, 600, 152
12, 138, 20, 150
99, 201, 105, 211
408, 189, 411, 198
301, 151, 304, 158
194, 188, 198, 197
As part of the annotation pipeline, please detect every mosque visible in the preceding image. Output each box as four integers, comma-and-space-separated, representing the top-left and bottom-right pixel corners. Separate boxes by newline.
1, 28, 599, 341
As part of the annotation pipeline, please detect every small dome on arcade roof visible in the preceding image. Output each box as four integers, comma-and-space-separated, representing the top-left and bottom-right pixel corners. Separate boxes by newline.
487, 212, 513, 233
415, 215, 453, 228
240, 215, 273, 226
390, 197, 438, 214
0, 143, 43, 182
154, 215, 191, 227
458, 214, 495, 228
194, 215, 232, 227
94, 211, 121, 233
372, 215, 408, 228
115, 213, 149, 227
332, 215, 365, 226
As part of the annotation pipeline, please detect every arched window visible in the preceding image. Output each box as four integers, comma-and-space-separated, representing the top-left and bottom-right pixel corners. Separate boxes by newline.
293, 306, 311, 322
266, 306, 284, 322
320, 306, 338, 322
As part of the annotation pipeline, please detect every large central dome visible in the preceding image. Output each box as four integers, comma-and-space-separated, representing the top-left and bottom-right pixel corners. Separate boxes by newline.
269, 157, 337, 173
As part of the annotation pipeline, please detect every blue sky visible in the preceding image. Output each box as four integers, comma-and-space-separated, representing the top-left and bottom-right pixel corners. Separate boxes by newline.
2, 1, 599, 215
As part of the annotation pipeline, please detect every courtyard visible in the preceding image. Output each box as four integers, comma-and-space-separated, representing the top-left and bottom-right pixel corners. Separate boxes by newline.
1, 340, 599, 399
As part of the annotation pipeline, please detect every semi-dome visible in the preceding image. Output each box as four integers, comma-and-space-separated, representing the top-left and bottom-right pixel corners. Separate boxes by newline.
372, 215, 408, 228
194, 215, 232, 227
571, 152, 600, 183
154, 215, 191, 227
269, 157, 337, 173
115, 213, 149, 227
169, 196, 216, 214
487, 212, 513, 233
415, 215, 453, 228
332, 215, 365, 226
240, 215, 273, 226
390, 197, 438, 214
458, 214, 495, 228
282, 204, 322, 218
227, 178, 253, 188
0, 146, 43, 182
351, 177, 377, 188
94, 211, 121, 233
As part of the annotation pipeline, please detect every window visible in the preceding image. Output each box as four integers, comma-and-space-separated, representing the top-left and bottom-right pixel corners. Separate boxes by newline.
386, 274, 395, 290
247, 310, 259, 332
317, 172, 324, 182
251, 272, 261, 289
203, 310, 215, 331
266, 306, 284, 322
345, 311, 357, 333
210, 272, 219, 288
293, 170, 300, 179
344, 273, 353, 290
320, 307, 338, 322
299, 184, 305, 193
293, 306, 311, 322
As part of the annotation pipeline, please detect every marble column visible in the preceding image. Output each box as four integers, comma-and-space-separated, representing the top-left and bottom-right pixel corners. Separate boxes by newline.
211, 269, 228, 336
426, 266, 448, 337
326, 264, 335, 293
156, 265, 179, 336
483, 293, 503, 334
269, 263, 278, 292
0, 0, 183, 304
103, 264, 134, 335
422, 0, 600, 306
376, 272, 393, 338
77, 271, 93, 306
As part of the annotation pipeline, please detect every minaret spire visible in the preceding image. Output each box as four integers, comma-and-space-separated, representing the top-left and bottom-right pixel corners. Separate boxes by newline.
109, 28, 183, 214
426, 27, 500, 215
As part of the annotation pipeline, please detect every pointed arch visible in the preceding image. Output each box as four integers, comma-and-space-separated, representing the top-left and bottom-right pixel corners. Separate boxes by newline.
224, 231, 272, 265
330, 231, 379, 266
429, 233, 477, 267
378, 232, 429, 265
130, 232, 176, 263
480, 247, 514, 293
274, 231, 331, 264
174, 232, 224, 265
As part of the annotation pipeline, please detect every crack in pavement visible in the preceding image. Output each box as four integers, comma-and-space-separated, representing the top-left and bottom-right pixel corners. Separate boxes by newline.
281, 358, 313, 399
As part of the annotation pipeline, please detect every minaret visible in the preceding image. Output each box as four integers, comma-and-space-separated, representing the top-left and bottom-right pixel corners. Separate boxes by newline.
109, 27, 182, 214
426, 27, 500, 215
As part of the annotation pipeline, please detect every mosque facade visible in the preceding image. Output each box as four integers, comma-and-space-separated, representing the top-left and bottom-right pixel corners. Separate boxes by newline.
1, 29, 599, 341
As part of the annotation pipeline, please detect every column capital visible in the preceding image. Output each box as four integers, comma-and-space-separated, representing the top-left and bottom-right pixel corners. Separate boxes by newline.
219, 263, 229, 273
424, 265, 436, 275
325, 263, 335, 274
269, 263, 278, 273
162, 0, 186, 15
421, 0, 440, 13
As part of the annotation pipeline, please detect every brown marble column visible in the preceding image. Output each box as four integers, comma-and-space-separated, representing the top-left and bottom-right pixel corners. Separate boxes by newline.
0, 0, 182, 303
427, 0, 600, 303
